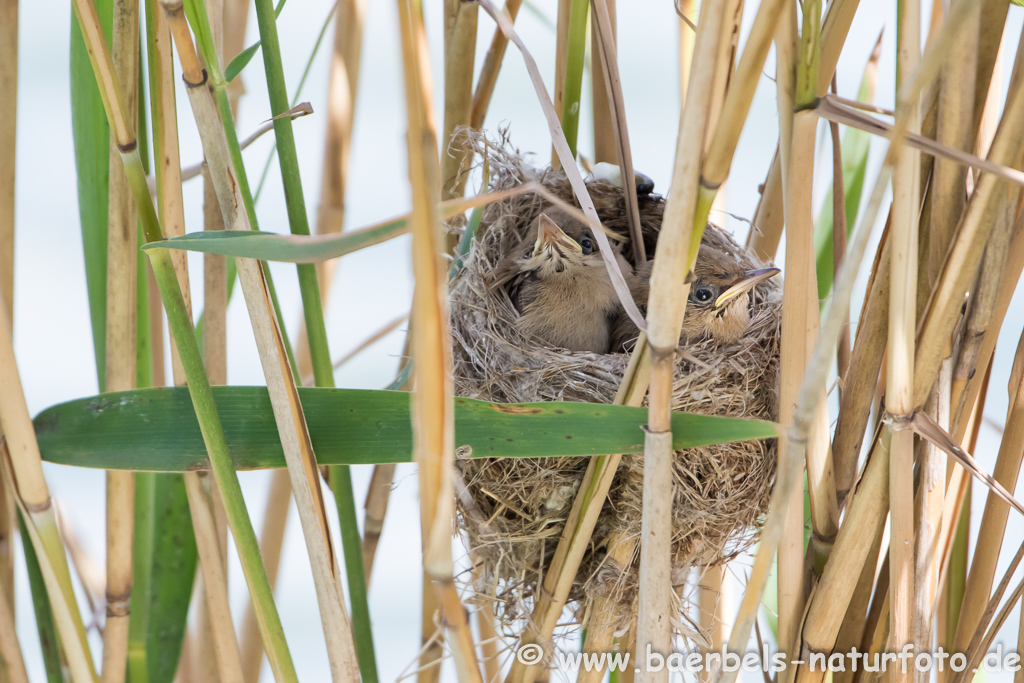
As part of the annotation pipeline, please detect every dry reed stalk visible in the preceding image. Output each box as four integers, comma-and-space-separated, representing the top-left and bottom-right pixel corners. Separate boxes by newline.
831, 519, 886, 683
183, 474, 244, 683
929, 0, 977, 284
691, 0, 787, 232
101, 1, 140, 680
725, 20, 958, 666
396, 1, 481, 680
223, 0, 250, 114
827, 78, 850, 381
952, 337, 1024, 652
441, 0, 478, 250
470, 0, 522, 130
0, 0, 13, 324
310, 0, 365, 299
468, 559, 501, 683
504, 342, 650, 683
239, 468, 292, 682
913, 78, 1024, 411
202, 177, 228, 384
576, 532, 637, 683
58, 503, 106, 615
747, 0, 861, 260
938, 371, 986, 675
775, 0, 816, 666
639, 0, 728, 676
591, 0, 616, 163
590, 0, 643, 262
148, 269, 165, 387
948, 214, 1024, 443
698, 567, 728, 683
361, 463, 394, 582
793, 432, 891, 683
419, 568, 443, 683
202, 0, 228, 393
161, 5, 361, 679
146, 3, 243, 678
0, 309, 97, 682
913, 3, 974, 663
678, 0, 695, 100
832, 220, 890, 502
887, 4, 921, 680
0, 569, 27, 683
0, 0, 14, 608
970, 0, 1010, 153
703, 0, 741, 155
913, 360, 949, 683
704, 0, 782, 189
199, 2, 230, 681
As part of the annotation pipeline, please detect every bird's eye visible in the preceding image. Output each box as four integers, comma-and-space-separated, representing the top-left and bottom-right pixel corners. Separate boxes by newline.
579, 237, 593, 255
693, 287, 715, 303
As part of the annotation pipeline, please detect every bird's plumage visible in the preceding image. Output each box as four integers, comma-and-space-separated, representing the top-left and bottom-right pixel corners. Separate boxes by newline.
610, 247, 779, 351
491, 207, 633, 354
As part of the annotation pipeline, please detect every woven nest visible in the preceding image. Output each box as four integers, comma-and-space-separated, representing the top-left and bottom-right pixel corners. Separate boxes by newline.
449, 133, 781, 637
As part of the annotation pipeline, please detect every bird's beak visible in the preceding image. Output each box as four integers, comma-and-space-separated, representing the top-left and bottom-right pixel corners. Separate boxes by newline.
533, 214, 583, 256
714, 267, 780, 310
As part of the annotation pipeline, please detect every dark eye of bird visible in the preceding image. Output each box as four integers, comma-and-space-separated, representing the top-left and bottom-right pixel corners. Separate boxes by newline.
579, 236, 593, 255
693, 287, 715, 304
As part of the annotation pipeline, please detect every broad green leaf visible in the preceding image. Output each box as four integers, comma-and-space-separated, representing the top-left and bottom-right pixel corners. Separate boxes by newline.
128, 473, 197, 683
225, 41, 262, 83
142, 217, 409, 263
70, 0, 113, 389
814, 36, 881, 303
19, 514, 62, 683
34, 387, 779, 471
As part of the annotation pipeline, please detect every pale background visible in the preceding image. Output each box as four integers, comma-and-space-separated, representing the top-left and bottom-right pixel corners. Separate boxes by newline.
9, 0, 1024, 679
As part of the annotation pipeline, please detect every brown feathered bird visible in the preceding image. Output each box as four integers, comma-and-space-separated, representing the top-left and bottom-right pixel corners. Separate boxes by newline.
491, 207, 634, 354
611, 246, 779, 351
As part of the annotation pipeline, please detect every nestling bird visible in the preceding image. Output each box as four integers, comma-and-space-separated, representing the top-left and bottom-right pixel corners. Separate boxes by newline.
491, 207, 634, 354
611, 246, 779, 351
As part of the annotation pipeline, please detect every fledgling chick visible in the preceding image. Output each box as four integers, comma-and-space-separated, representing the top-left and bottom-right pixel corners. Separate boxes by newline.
610, 247, 779, 351
491, 207, 634, 354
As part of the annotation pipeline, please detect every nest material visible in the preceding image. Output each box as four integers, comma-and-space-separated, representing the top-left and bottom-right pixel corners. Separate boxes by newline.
449, 134, 781, 635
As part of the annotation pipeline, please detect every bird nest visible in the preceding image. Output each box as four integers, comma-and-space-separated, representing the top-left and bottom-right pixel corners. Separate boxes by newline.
449, 135, 781, 638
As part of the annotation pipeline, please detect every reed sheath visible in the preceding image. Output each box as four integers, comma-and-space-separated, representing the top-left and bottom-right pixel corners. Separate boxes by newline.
73, 0, 302, 678
0, 0, 14, 609
639, 0, 727, 677
397, 1, 481, 680
441, 0, 477, 254
250, 0, 375, 675
0, 309, 97, 683
100, 1, 139, 680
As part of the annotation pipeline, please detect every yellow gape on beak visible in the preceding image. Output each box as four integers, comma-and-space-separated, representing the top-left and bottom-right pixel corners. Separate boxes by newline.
714, 267, 780, 310
533, 213, 583, 257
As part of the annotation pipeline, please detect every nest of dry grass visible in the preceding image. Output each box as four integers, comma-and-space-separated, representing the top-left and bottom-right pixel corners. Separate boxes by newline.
449, 132, 781, 636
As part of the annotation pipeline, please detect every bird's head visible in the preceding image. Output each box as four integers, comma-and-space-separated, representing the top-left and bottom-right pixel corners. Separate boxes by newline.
519, 208, 606, 277
681, 248, 779, 344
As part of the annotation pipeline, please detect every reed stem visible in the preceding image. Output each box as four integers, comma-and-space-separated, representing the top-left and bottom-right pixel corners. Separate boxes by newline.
0, 0, 13, 608
73, 0, 302, 677
0, 308, 98, 683
638, 0, 727, 676
250, 0, 376, 675
101, 1, 140, 679
397, 1, 481, 680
